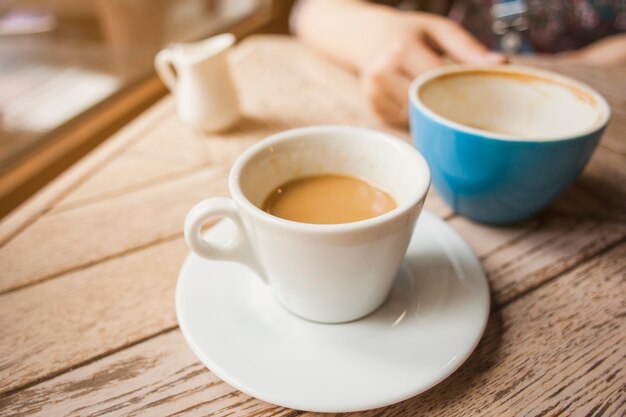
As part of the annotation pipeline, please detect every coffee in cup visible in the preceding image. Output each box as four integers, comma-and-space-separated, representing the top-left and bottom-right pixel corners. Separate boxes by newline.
262, 174, 396, 224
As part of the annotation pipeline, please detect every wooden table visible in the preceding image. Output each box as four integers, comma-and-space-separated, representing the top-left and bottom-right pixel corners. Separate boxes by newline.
0, 35, 624, 416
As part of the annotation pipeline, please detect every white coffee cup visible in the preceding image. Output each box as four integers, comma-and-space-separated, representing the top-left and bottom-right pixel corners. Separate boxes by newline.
155, 33, 239, 132
184, 126, 431, 323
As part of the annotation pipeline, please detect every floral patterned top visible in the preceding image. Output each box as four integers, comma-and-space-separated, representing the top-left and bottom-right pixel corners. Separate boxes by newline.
375, 0, 626, 53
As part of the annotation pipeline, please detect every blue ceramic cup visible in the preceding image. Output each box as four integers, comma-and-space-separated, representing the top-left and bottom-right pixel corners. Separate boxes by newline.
409, 65, 610, 224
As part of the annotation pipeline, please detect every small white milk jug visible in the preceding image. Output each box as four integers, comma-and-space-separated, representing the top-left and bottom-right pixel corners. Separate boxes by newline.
155, 33, 240, 132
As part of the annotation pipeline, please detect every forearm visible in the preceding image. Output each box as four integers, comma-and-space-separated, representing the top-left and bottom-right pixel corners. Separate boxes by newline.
559, 34, 626, 66
293, 0, 397, 72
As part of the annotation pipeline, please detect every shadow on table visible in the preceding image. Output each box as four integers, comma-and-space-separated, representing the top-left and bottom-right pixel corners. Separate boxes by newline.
548, 179, 626, 223
210, 114, 289, 138
546, 144, 626, 222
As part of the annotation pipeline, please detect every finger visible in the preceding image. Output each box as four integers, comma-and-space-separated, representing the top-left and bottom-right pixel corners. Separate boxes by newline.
428, 19, 507, 64
398, 41, 446, 78
374, 95, 408, 127
385, 70, 413, 109
363, 81, 408, 127
370, 68, 412, 107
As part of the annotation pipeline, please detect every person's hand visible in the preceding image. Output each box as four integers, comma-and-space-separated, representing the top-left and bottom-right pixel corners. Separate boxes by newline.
557, 34, 626, 67
358, 9, 507, 126
294, 0, 507, 127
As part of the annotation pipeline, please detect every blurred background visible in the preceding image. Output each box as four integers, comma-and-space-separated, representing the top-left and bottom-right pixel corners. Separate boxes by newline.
0, 0, 294, 216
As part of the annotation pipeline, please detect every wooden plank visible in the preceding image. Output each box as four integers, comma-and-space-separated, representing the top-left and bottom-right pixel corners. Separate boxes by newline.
2, 242, 623, 416
0, 164, 450, 296
0, 330, 295, 417
0, 98, 176, 247
0, 166, 229, 294
0, 238, 186, 395
482, 216, 626, 305
451, 216, 626, 306
0, 166, 451, 296
53, 108, 278, 210
0, 213, 621, 398
0, 76, 166, 219
352, 242, 626, 416
449, 216, 537, 258
0, 162, 451, 293
51, 153, 207, 211
550, 146, 626, 221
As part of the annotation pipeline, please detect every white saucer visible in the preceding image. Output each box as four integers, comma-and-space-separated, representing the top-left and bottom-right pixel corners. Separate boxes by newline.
176, 211, 489, 413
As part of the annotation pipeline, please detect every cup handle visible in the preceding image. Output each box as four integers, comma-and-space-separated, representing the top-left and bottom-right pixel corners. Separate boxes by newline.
184, 198, 266, 282
154, 48, 178, 92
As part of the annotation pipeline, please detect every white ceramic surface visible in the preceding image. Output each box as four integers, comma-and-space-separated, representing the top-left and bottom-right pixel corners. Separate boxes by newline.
184, 126, 431, 323
417, 65, 609, 140
176, 210, 490, 413
155, 33, 240, 132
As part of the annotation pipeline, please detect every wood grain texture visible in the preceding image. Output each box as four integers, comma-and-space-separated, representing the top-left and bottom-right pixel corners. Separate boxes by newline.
0, 212, 621, 397
3, 242, 623, 416
54, 35, 415, 213
0, 330, 297, 417
52, 154, 207, 211
0, 98, 176, 247
482, 216, 626, 305
0, 238, 186, 394
449, 215, 626, 308
0, 165, 449, 296
449, 216, 537, 258
53, 110, 217, 210
335, 242, 626, 417
0, 166, 229, 294
0, 77, 166, 219
550, 146, 626, 221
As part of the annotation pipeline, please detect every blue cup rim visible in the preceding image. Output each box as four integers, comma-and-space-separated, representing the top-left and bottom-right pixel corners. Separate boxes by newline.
408, 64, 611, 143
